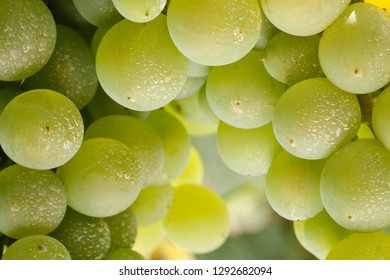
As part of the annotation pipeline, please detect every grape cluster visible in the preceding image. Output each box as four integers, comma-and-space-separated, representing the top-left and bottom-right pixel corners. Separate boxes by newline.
1, 0, 390, 260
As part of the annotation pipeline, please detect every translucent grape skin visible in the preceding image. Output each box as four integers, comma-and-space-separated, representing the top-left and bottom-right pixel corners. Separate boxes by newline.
167, 0, 262, 66
372, 86, 390, 150
1, 235, 71, 260
96, 15, 188, 111
0, 89, 84, 170
0, 0, 57, 81
272, 78, 361, 160
57, 138, 143, 218
112, 0, 166, 23
319, 3, 390, 94
0, 165, 67, 239
321, 139, 390, 232
73, 0, 123, 27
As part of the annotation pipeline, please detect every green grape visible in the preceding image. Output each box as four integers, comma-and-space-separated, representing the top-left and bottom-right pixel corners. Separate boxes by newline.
206, 50, 285, 129
373, 86, 390, 150
112, 0, 166, 23
163, 184, 229, 254
265, 150, 325, 221
131, 184, 173, 226
326, 232, 390, 260
263, 32, 323, 85
0, 88, 20, 115
187, 60, 210, 78
22, 25, 98, 109
217, 121, 281, 176
90, 27, 110, 58
319, 3, 390, 94
171, 147, 204, 187
105, 206, 137, 250
0, 165, 67, 239
357, 122, 376, 139
272, 78, 361, 160
254, 9, 279, 50
105, 248, 145, 260
165, 87, 219, 136
132, 221, 165, 258
57, 138, 143, 217
145, 109, 191, 184
0, 89, 84, 170
1, 235, 71, 260
73, 0, 122, 27
50, 207, 111, 260
320, 139, 390, 232
294, 210, 353, 260
175, 76, 207, 100
167, 0, 261, 66
96, 15, 188, 111
84, 115, 164, 186
0, 0, 56, 81
260, 0, 351, 36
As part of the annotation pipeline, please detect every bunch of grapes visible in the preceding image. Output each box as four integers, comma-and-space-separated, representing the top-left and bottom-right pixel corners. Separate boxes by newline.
0, 0, 390, 260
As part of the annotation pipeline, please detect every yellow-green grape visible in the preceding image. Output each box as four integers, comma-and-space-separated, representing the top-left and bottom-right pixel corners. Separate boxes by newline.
0, 165, 67, 239
167, 0, 261, 66
73, 0, 122, 27
145, 109, 191, 184
171, 147, 204, 187
96, 15, 188, 111
187, 60, 210, 78
263, 32, 323, 85
132, 221, 165, 258
266, 150, 325, 221
90, 27, 110, 58
373, 87, 390, 149
272, 78, 361, 160
50, 208, 111, 260
163, 184, 230, 254
0, 88, 20, 115
364, 0, 390, 14
22, 25, 98, 109
112, 0, 166, 23
321, 139, 390, 232
254, 9, 280, 50
105, 206, 137, 250
105, 248, 145, 260
357, 122, 376, 139
84, 115, 164, 186
131, 184, 173, 226
260, 0, 351, 36
0, 89, 84, 170
57, 138, 143, 218
1, 235, 71, 260
326, 232, 390, 260
294, 210, 353, 260
206, 50, 285, 129
319, 3, 390, 94
175, 76, 207, 100
217, 122, 281, 176
0, 0, 56, 81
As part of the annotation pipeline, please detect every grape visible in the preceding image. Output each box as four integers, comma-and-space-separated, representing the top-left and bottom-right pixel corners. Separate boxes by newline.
260, 0, 351, 36
0, 89, 84, 170
217, 121, 281, 176
163, 184, 229, 254
294, 210, 353, 260
0, 165, 66, 239
84, 115, 164, 186
186, 60, 210, 78
319, 3, 390, 94
50, 207, 111, 260
171, 147, 204, 187
0, 0, 56, 81
206, 50, 285, 129
1, 235, 71, 260
132, 221, 165, 258
57, 138, 143, 217
96, 15, 188, 111
90, 27, 110, 58
266, 150, 326, 221
364, 0, 390, 14
105, 206, 137, 250
22, 24, 98, 109
151, 238, 195, 260
112, 0, 166, 23
131, 184, 173, 226
105, 248, 145, 260
263, 32, 323, 85
174, 76, 207, 100
167, 0, 261, 66
326, 232, 390, 260
272, 78, 361, 160
321, 139, 390, 232
0, 88, 20, 115
145, 109, 191, 184
73, 0, 122, 27
372, 86, 390, 150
